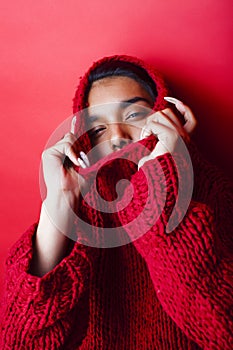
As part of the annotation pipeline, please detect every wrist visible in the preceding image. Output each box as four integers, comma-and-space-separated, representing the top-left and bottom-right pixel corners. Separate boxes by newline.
41, 193, 77, 237
45, 189, 77, 210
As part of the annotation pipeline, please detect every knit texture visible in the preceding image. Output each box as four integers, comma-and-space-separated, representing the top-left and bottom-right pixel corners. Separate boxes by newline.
0, 55, 233, 349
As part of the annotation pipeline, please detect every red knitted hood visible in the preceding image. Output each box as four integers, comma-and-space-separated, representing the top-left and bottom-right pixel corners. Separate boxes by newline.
73, 54, 169, 113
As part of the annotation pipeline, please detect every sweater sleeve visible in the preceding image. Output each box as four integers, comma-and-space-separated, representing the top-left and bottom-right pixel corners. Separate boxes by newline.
117, 153, 233, 350
189, 141, 233, 259
0, 223, 96, 348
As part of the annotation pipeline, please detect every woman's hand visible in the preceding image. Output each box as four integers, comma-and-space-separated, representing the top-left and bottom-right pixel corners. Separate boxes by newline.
41, 115, 91, 234
163, 97, 197, 134
138, 98, 197, 169
42, 116, 90, 206
30, 117, 90, 276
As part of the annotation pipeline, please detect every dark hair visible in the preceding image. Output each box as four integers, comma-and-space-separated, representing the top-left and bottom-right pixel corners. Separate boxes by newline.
84, 60, 158, 105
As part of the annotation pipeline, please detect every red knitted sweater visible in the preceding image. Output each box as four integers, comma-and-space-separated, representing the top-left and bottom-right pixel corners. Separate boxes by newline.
0, 55, 233, 349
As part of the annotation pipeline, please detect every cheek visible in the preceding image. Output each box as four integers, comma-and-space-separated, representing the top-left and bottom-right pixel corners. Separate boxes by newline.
127, 122, 147, 141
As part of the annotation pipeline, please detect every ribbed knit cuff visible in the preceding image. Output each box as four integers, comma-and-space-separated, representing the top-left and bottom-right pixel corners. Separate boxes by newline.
3, 224, 95, 330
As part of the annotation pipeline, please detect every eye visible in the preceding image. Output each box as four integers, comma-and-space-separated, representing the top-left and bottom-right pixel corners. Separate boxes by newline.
125, 111, 148, 121
89, 126, 106, 137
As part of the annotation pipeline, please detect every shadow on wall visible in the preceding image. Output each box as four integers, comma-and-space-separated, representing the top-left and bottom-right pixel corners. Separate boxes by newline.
146, 59, 233, 179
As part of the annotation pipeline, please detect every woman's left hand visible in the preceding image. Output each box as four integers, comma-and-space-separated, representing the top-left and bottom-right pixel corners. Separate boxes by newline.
138, 99, 197, 169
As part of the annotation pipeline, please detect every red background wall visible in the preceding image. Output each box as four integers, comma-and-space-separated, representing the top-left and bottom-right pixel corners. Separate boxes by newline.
0, 0, 232, 292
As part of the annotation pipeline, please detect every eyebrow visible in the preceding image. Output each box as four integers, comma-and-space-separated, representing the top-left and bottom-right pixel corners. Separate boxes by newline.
121, 96, 152, 105
87, 96, 152, 123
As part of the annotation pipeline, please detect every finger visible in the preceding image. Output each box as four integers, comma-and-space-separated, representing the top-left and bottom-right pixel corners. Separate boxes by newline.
140, 113, 177, 140
71, 156, 87, 169
164, 96, 182, 105
138, 119, 181, 169
62, 143, 80, 167
144, 110, 181, 136
156, 106, 183, 130
59, 132, 82, 158
77, 157, 87, 168
55, 133, 88, 168
70, 115, 76, 134
178, 104, 197, 133
45, 140, 80, 167
154, 106, 190, 141
140, 124, 152, 140
80, 151, 90, 167
57, 132, 77, 144
140, 121, 178, 156
153, 110, 180, 131
160, 108, 190, 142
164, 97, 197, 133
141, 121, 178, 146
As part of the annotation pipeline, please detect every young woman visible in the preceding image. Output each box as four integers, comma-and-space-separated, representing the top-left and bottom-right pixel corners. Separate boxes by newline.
0, 55, 232, 349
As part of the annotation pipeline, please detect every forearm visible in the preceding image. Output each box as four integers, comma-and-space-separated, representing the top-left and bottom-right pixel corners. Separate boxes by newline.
1, 222, 95, 339
29, 194, 77, 277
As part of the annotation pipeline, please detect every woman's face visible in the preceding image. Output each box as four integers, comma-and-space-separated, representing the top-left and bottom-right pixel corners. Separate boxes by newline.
87, 76, 154, 161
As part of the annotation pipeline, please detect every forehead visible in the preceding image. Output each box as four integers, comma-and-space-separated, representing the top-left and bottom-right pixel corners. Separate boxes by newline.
87, 76, 151, 106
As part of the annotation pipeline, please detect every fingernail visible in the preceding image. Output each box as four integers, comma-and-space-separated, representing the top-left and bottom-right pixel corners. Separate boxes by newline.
80, 151, 90, 167
164, 97, 186, 113
71, 116, 76, 133
175, 102, 186, 113
140, 126, 146, 140
72, 115, 76, 124
164, 96, 182, 105
78, 157, 87, 169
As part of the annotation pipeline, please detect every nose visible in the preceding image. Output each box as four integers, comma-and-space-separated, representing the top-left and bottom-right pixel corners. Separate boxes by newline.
110, 123, 132, 151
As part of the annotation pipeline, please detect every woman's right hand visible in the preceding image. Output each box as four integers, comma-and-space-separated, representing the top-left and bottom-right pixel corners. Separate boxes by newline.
42, 117, 89, 207
29, 117, 90, 277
